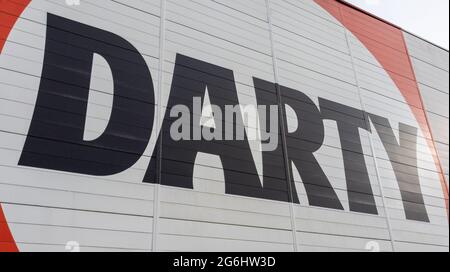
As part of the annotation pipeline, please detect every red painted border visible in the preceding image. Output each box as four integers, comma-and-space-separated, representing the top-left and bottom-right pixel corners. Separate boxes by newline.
0, 0, 32, 252
0, 206, 18, 252
315, 0, 449, 220
1, 0, 31, 53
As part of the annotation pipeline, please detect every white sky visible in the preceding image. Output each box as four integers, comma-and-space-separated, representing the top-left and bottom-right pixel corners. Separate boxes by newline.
345, 0, 449, 50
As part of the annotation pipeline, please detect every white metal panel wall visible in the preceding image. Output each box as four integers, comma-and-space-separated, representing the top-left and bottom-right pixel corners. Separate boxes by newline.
269, 0, 393, 252
0, 0, 448, 252
157, 0, 296, 252
1, 0, 162, 251
405, 33, 449, 186
341, 13, 449, 252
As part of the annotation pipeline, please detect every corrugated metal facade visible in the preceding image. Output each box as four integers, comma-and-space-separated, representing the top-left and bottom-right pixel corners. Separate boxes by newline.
0, 0, 448, 252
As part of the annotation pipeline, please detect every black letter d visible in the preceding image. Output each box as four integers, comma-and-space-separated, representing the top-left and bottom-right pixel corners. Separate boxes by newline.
19, 14, 155, 176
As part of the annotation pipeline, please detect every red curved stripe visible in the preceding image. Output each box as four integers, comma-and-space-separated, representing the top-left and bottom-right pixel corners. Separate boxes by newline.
1, 0, 32, 252
0, 206, 18, 252
314, 0, 449, 219
0, 0, 31, 53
